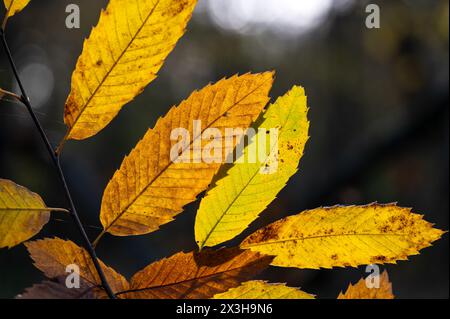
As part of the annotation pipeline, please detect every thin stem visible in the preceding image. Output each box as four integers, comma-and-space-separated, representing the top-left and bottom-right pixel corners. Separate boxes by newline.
1, 5, 12, 31
0, 29, 117, 299
53, 218, 103, 231
0, 87, 22, 102
48, 207, 71, 213
93, 230, 106, 248
55, 137, 67, 156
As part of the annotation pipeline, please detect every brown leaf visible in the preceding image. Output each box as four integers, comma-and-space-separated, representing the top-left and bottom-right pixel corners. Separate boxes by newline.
125, 248, 273, 299
25, 238, 129, 295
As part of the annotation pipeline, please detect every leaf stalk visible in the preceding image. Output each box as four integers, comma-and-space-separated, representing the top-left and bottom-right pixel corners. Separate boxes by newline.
0, 87, 22, 102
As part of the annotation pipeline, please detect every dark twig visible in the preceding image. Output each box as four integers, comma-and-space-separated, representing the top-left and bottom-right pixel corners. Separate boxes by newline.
0, 29, 117, 299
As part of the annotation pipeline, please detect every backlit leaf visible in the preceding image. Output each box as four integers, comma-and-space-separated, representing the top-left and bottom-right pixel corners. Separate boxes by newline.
99, 72, 273, 237
0, 179, 60, 249
213, 280, 314, 299
125, 248, 273, 299
25, 238, 129, 295
338, 271, 394, 299
195, 86, 309, 249
241, 204, 444, 269
3, 0, 30, 18
61, 0, 198, 144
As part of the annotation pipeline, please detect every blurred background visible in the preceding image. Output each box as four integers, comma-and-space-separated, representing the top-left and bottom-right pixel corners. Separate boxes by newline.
0, 0, 448, 299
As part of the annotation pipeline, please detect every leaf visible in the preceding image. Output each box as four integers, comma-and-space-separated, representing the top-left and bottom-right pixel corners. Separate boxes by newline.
213, 280, 314, 299
125, 248, 273, 299
0, 178, 62, 249
25, 238, 129, 295
61, 0, 198, 144
195, 86, 309, 249
17, 277, 95, 299
99, 72, 273, 237
3, 0, 30, 18
241, 204, 444, 269
338, 271, 394, 299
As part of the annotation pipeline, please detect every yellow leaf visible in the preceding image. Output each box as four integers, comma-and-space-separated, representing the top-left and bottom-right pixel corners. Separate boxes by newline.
213, 280, 315, 299
61, 0, 198, 144
3, 0, 30, 18
338, 271, 394, 299
241, 204, 444, 269
0, 179, 60, 249
25, 238, 129, 295
124, 248, 273, 299
99, 72, 273, 237
195, 86, 309, 249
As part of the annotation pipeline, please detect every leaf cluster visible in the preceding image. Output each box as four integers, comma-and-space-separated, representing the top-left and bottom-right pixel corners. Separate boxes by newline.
0, 0, 444, 299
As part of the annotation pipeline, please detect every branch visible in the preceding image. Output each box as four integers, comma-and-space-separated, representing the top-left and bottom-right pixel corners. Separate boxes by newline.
0, 28, 117, 299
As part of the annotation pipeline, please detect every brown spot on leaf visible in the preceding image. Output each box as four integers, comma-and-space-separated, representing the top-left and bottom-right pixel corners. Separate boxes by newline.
245, 221, 282, 244
64, 95, 77, 123
370, 255, 387, 263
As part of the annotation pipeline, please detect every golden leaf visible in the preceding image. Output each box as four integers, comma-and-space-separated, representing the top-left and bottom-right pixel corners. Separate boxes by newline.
61, 0, 198, 144
3, 0, 30, 18
195, 86, 309, 249
98, 72, 273, 238
25, 238, 129, 295
338, 271, 394, 299
0, 179, 65, 249
213, 280, 314, 299
124, 248, 273, 299
241, 204, 444, 269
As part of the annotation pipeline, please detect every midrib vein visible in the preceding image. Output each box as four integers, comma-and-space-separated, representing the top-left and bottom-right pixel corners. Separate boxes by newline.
104, 76, 272, 233
68, 0, 161, 134
126, 259, 264, 294
241, 233, 407, 248
200, 100, 298, 248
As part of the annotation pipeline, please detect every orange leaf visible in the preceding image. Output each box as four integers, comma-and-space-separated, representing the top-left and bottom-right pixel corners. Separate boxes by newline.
25, 238, 129, 296
99, 72, 273, 237
125, 248, 273, 299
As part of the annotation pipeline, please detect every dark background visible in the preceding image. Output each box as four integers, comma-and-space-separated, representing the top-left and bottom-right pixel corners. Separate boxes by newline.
0, 0, 448, 299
